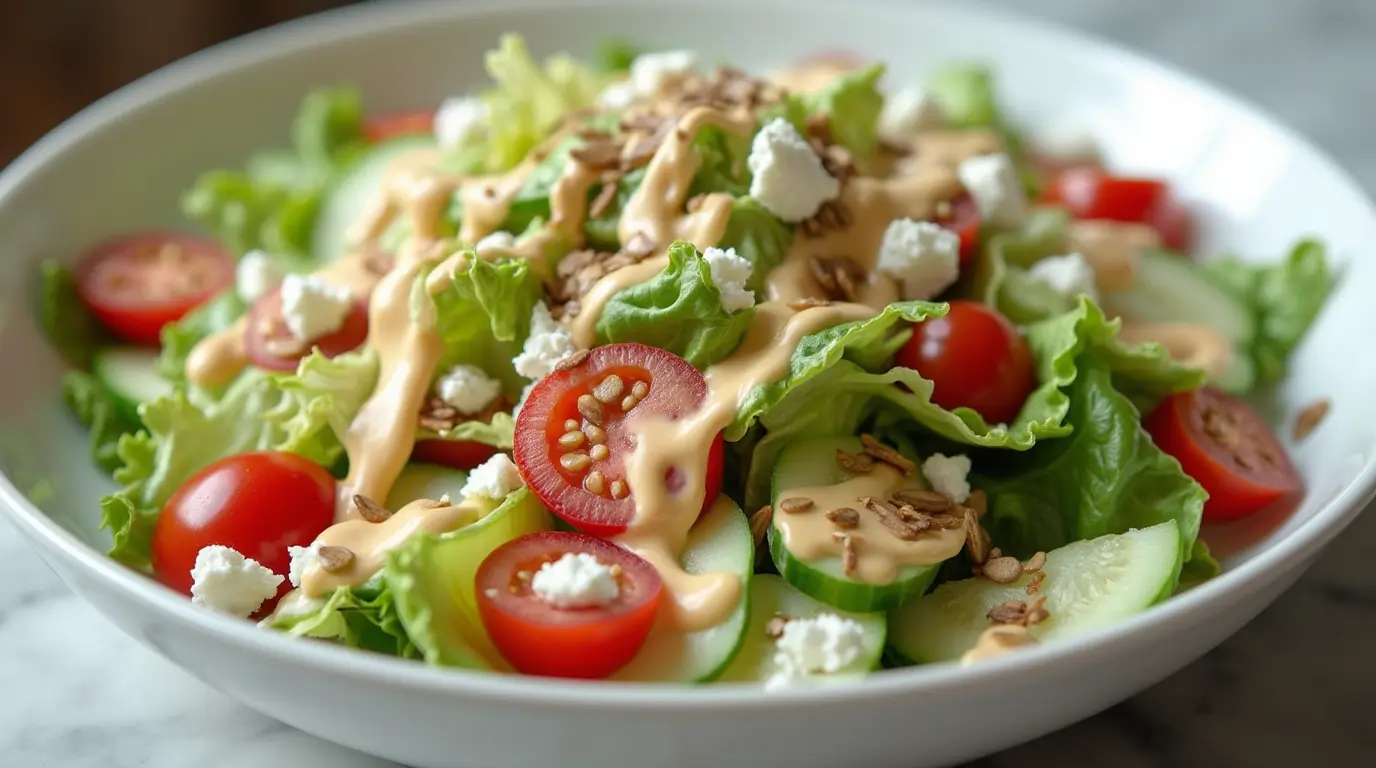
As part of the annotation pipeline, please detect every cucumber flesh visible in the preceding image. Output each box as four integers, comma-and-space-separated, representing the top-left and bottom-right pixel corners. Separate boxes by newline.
1101, 249, 1255, 345
770, 435, 952, 612
888, 520, 1182, 664
386, 463, 470, 509
716, 574, 885, 687
612, 498, 754, 682
313, 135, 438, 263
93, 346, 173, 421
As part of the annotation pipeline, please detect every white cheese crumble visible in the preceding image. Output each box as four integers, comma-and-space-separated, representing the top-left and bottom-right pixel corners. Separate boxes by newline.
702, 246, 756, 312
286, 541, 321, 588
1027, 252, 1099, 302
1031, 121, 1100, 164
922, 453, 972, 504
435, 363, 502, 415
513, 302, 576, 381
461, 453, 524, 501
764, 614, 868, 691
530, 552, 621, 609
747, 118, 840, 222
597, 81, 639, 110
236, 250, 284, 303
878, 84, 942, 143
434, 96, 488, 149
957, 153, 1025, 230
876, 219, 961, 301
630, 50, 698, 96
278, 274, 352, 342
189, 545, 283, 618
475, 230, 516, 258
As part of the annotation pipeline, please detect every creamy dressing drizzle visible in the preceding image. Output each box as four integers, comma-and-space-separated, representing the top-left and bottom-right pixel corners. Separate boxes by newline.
961, 624, 1038, 665
302, 498, 480, 596
774, 464, 966, 584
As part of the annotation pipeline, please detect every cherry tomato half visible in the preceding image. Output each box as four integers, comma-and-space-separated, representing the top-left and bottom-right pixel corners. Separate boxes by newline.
363, 110, 435, 143
1042, 167, 1193, 252
939, 194, 982, 267
74, 231, 234, 345
411, 439, 501, 471
1144, 388, 1302, 523
476, 531, 662, 679
895, 301, 1036, 425
243, 287, 370, 372
512, 343, 723, 537
151, 451, 336, 606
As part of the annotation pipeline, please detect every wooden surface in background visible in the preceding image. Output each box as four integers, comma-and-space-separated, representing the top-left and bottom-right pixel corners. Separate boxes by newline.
0, 0, 358, 166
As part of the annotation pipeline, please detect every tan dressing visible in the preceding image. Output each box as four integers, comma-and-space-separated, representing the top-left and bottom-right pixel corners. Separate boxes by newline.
774, 464, 966, 584
767, 59, 863, 95
1070, 220, 1160, 294
960, 624, 1039, 665
1117, 322, 1235, 381
903, 129, 1004, 170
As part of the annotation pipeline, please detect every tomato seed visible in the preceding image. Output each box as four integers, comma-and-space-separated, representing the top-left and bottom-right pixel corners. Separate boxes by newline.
631, 381, 649, 399
584, 470, 606, 495
558, 431, 586, 449
593, 375, 625, 404
621, 395, 638, 411
577, 394, 604, 425
610, 479, 628, 499
516, 570, 532, 581
584, 423, 607, 444
560, 452, 592, 472
564, 419, 580, 431
609, 563, 623, 578
590, 444, 610, 461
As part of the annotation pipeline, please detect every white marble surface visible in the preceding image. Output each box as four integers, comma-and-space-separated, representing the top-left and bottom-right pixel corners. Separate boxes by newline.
4, 0, 1376, 766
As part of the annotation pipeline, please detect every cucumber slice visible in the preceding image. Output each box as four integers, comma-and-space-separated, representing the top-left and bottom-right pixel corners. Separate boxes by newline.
611, 498, 754, 682
313, 135, 438, 263
888, 520, 1182, 664
386, 463, 469, 509
1101, 249, 1255, 345
770, 436, 948, 612
716, 574, 885, 687
93, 346, 173, 422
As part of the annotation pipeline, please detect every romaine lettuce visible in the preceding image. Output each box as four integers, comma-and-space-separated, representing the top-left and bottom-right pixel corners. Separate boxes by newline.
804, 63, 885, 160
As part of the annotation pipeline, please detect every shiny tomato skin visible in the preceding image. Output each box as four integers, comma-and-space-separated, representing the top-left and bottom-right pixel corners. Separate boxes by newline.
1043, 167, 1194, 253
513, 343, 719, 537
74, 231, 234, 345
941, 195, 982, 267
243, 287, 370, 372
1144, 389, 1302, 523
363, 111, 435, 143
476, 531, 662, 679
895, 301, 1036, 425
411, 439, 501, 471
151, 452, 336, 602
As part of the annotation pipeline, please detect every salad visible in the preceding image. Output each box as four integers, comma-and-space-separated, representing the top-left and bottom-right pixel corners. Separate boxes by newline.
38, 36, 1334, 686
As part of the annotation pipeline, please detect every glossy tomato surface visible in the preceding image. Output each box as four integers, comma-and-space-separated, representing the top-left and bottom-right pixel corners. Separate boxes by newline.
1145, 388, 1302, 523
940, 194, 982, 267
895, 301, 1037, 425
1043, 167, 1193, 252
476, 531, 662, 679
243, 287, 370, 372
363, 110, 435, 143
411, 439, 501, 471
75, 231, 234, 344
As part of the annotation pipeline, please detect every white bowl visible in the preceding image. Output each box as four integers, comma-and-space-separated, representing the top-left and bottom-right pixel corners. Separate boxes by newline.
2, 1, 1373, 766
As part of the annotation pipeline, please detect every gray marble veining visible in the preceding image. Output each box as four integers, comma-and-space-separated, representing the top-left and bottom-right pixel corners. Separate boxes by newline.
3, 0, 1376, 766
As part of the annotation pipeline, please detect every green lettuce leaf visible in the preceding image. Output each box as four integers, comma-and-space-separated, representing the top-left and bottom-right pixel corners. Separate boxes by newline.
62, 371, 140, 475
157, 289, 248, 385
430, 253, 545, 395
585, 167, 647, 250
714, 197, 794, 294
1204, 238, 1334, 382
597, 38, 641, 73
265, 575, 419, 659
689, 126, 752, 198
804, 63, 885, 159
415, 412, 516, 451
594, 241, 755, 368
927, 62, 1035, 194
36, 260, 108, 370
385, 487, 552, 668
968, 206, 1076, 324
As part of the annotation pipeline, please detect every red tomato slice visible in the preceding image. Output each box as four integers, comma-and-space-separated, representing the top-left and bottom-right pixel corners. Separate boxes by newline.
895, 300, 1036, 425
243, 287, 370, 372
411, 439, 501, 471
1144, 388, 1302, 523
363, 110, 435, 143
74, 231, 234, 345
152, 451, 336, 610
512, 343, 721, 537
1042, 167, 1194, 252
476, 531, 662, 679
938, 194, 982, 267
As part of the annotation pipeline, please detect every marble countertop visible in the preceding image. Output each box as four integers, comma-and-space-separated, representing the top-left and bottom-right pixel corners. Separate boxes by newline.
4, 0, 1376, 766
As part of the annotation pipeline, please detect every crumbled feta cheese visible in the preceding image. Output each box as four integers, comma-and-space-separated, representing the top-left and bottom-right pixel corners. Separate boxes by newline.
764, 614, 868, 691
879, 84, 942, 143
513, 302, 576, 381
957, 153, 1025, 230
278, 274, 353, 342
236, 250, 284, 303
434, 96, 488, 149
630, 50, 697, 95
1031, 122, 1100, 164
530, 552, 621, 609
286, 541, 321, 588
435, 363, 503, 415
922, 453, 972, 504
747, 118, 840, 222
475, 231, 516, 258
189, 545, 284, 617
461, 453, 524, 500
1027, 252, 1098, 302
876, 219, 960, 301
597, 81, 638, 110
702, 246, 756, 312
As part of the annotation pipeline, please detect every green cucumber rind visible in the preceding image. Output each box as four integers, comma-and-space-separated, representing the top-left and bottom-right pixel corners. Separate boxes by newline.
312, 134, 438, 263
768, 524, 939, 612
93, 346, 172, 424
1101, 249, 1256, 345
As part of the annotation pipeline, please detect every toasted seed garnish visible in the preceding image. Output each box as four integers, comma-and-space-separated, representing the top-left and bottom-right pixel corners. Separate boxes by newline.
749, 505, 773, 546
589, 177, 621, 219
577, 394, 604, 426
430, 405, 458, 420
590, 444, 610, 461
560, 452, 592, 472
988, 547, 1003, 560
963, 508, 990, 564
982, 556, 1024, 584
892, 488, 953, 513
354, 494, 392, 523
987, 600, 1029, 625
859, 434, 917, 475
610, 479, 628, 499
558, 431, 586, 449
1293, 398, 1330, 441
593, 375, 625, 404
583, 470, 606, 495
555, 349, 591, 372
836, 449, 875, 474
787, 297, 832, 311
826, 507, 860, 529
608, 563, 623, 578
863, 497, 926, 540
841, 535, 858, 575
621, 395, 638, 411
1024, 551, 1047, 573
765, 615, 789, 639
631, 381, 649, 398
778, 497, 814, 514
570, 140, 623, 171
584, 423, 607, 444
1025, 570, 1046, 596
317, 546, 355, 572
